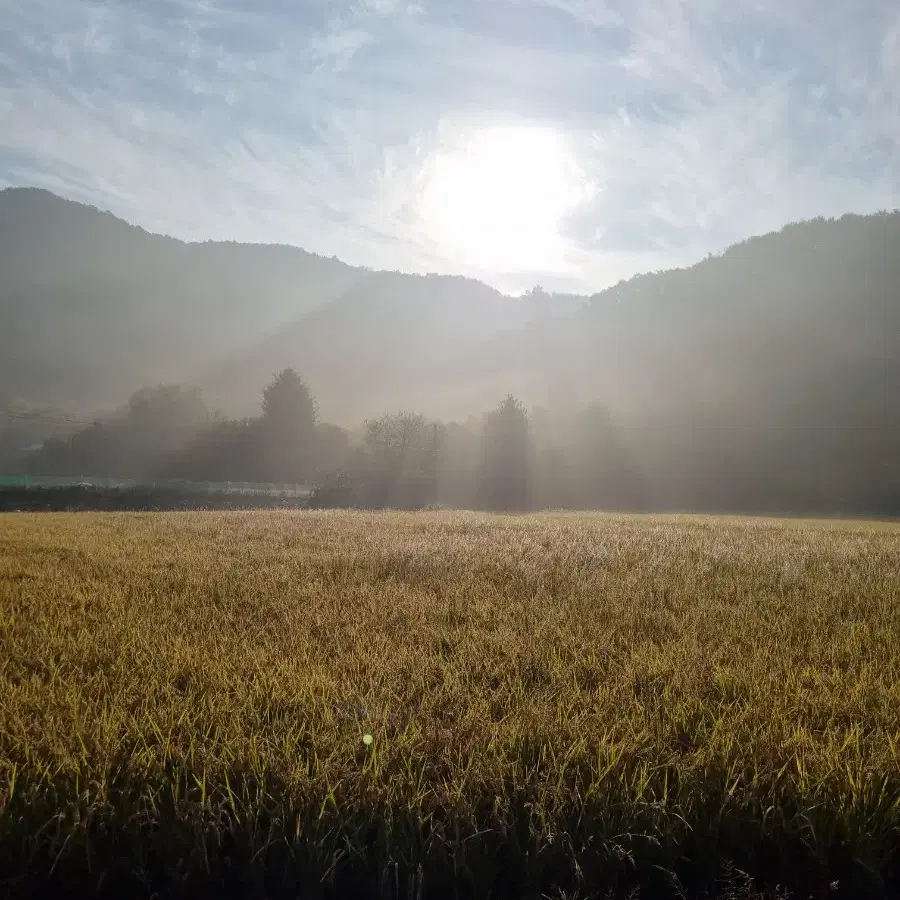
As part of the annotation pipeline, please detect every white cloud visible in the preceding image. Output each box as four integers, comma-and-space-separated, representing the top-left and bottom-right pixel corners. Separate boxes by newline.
882, 10, 900, 82
357, 0, 424, 15
1, 0, 899, 294
519, 0, 624, 29
310, 27, 372, 72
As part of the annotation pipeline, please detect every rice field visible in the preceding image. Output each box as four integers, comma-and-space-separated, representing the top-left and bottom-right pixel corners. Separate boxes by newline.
0, 511, 898, 899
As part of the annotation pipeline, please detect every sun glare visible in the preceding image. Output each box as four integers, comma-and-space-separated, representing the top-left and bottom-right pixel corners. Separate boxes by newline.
419, 124, 590, 273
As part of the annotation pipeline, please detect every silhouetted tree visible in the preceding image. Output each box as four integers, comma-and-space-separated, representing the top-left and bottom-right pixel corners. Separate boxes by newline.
0, 399, 81, 470
570, 401, 641, 510
436, 421, 480, 509
164, 417, 261, 483
352, 412, 443, 508
19, 384, 210, 479
258, 369, 317, 483
314, 423, 351, 480
125, 385, 210, 463
479, 395, 531, 512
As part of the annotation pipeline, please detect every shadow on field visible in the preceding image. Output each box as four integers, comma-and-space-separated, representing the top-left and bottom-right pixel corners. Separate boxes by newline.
1, 764, 897, 900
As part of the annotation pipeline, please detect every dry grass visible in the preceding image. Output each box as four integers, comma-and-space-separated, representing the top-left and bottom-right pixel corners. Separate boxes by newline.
0, 510, 898, 899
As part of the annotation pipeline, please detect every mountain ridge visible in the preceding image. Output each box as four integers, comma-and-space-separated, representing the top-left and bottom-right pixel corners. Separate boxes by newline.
0, 187, 588, 419
1, 187, 897, 433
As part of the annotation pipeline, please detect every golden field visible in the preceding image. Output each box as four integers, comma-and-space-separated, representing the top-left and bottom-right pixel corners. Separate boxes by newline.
0, 511, 899, 899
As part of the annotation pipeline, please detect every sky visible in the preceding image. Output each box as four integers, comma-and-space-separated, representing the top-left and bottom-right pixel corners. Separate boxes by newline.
1, 0, 899, 295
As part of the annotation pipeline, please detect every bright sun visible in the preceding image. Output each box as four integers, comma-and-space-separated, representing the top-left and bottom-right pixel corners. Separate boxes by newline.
418, 124, 589, 273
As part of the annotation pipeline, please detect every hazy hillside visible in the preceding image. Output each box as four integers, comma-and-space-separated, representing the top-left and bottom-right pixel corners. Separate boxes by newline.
0, 189, 586, 421
448, 212, 899, 511
0, 188, 366, 412
2, 188, 897, 513
1, 189, 897, 485
0, 189, 589, 422
204, 276, 585, 419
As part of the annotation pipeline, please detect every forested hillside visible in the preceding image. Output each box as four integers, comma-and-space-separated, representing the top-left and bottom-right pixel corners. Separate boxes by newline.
1, 188, 897, 515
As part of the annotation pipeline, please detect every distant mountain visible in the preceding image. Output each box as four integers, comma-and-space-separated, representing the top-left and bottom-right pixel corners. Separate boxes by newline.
1, 188, 897, 462
2, 187, 897, 513
0, 188, 585, 421
0, 188, 365, 412
203, 275, 587, 420
0, 188, 585, 417
518, 212, 900, 513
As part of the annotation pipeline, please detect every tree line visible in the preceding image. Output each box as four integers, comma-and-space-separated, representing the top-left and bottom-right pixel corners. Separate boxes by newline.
5, 370, 644, 513
4, 367, 897, 516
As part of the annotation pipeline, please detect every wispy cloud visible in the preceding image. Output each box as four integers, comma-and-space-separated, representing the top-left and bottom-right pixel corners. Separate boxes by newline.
1, 0, 898, 293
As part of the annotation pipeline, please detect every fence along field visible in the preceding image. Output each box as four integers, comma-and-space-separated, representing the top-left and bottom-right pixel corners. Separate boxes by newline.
0, 510, 898, 899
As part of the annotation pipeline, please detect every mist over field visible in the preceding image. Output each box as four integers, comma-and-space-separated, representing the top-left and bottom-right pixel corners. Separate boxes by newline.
3, 1, 900, 896
1, 189, 897, 518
